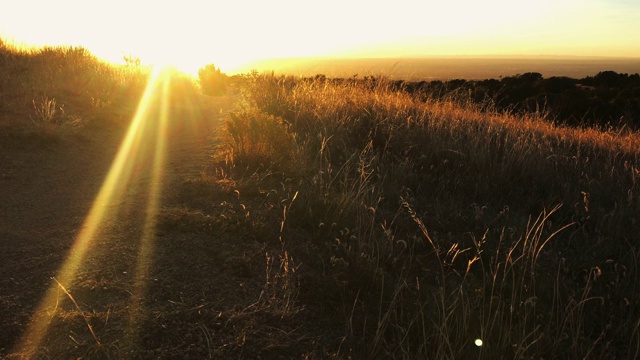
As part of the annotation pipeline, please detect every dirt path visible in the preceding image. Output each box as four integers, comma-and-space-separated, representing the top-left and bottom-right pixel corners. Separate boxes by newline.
0, 94, 284, 358
0, 120, 123, 351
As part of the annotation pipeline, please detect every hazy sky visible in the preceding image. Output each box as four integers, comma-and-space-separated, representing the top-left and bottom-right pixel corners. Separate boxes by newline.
1, 0, 639, 74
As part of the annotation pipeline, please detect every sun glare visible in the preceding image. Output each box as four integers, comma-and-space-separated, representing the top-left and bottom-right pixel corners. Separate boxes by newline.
3, 0, 639, 76
14, 68, 172, 357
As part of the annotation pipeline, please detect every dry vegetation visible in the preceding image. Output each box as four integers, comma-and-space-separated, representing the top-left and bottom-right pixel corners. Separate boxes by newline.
1, 38, 639, 358
0, 39, 150, 129
219, 74, 640, 358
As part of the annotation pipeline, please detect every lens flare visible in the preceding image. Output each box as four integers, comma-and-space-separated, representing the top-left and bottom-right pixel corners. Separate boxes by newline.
125, 67, 171, 349
13, 67, 173, 358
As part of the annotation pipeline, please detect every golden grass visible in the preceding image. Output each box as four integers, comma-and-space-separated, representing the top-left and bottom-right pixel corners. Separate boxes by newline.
224, 73, 640, 358
0, 38, 151, 132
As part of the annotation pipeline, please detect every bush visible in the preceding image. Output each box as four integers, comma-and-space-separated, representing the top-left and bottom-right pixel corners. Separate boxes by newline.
198, 63, 229, 96
224, 108, 296, 172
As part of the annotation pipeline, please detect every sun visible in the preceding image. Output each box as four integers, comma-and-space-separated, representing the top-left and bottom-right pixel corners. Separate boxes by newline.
90, 43, 251, 77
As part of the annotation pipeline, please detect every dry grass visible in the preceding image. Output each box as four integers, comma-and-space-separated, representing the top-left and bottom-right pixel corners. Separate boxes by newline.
222, 73, 640, 358
223, 108, 298, 174
0, 38, 150, 134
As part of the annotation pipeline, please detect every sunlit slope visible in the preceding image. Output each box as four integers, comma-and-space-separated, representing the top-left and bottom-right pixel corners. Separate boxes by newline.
226, 74, 640, 357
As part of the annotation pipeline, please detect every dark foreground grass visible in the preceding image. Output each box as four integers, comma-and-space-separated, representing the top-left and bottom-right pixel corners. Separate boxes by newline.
217, 74, 640, 358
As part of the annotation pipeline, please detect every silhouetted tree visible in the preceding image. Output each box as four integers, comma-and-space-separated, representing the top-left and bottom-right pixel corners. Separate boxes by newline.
310, 70, 640, 129
593, 71, 627, 88
537, 76, 576, 94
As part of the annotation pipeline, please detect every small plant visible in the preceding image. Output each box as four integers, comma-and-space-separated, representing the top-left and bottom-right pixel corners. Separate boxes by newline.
90, 96, 111, 109
257, 250, 301, 317
31, 95, 64, 126
30, 95, 86, 129
123, 54, 141, 67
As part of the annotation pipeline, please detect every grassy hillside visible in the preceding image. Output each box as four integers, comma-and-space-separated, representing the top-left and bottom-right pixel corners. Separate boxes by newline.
219, 74, 640, 358
0, 39, 151, 130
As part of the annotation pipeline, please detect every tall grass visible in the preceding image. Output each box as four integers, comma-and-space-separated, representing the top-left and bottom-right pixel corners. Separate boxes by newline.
223, 108, 298, 174
224, 73, 640, 358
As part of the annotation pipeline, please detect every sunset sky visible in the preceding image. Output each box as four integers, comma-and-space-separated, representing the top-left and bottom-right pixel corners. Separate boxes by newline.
1, 0, 639, 74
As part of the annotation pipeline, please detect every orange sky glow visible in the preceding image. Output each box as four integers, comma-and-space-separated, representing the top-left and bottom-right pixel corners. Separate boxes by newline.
1, 0, 639, 75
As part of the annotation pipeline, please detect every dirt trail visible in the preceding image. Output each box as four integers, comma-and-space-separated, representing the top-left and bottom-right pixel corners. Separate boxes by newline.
1, 121, 123, 349
0, 95, 265, 358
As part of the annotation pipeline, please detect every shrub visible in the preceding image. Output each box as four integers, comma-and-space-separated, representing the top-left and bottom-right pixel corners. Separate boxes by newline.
224, 108, 297, 173
198, 63, 229, 96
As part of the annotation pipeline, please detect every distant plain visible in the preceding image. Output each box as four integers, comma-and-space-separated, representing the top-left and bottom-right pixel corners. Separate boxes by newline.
242, 57, 640, 80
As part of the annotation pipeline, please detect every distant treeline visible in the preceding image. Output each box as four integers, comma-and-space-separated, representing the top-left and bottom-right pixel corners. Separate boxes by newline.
310, 71, 640, 129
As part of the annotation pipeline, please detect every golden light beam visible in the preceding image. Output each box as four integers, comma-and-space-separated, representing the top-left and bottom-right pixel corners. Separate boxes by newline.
125, 68, 171, 349
13, 69, 168, 358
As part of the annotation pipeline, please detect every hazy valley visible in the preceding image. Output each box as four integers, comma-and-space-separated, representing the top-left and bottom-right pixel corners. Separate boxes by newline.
240, 56, 640, 80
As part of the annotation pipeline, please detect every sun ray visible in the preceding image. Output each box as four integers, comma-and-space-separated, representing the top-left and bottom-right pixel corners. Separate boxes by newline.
125, 68, 171, 348
13, 68, 169, 357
